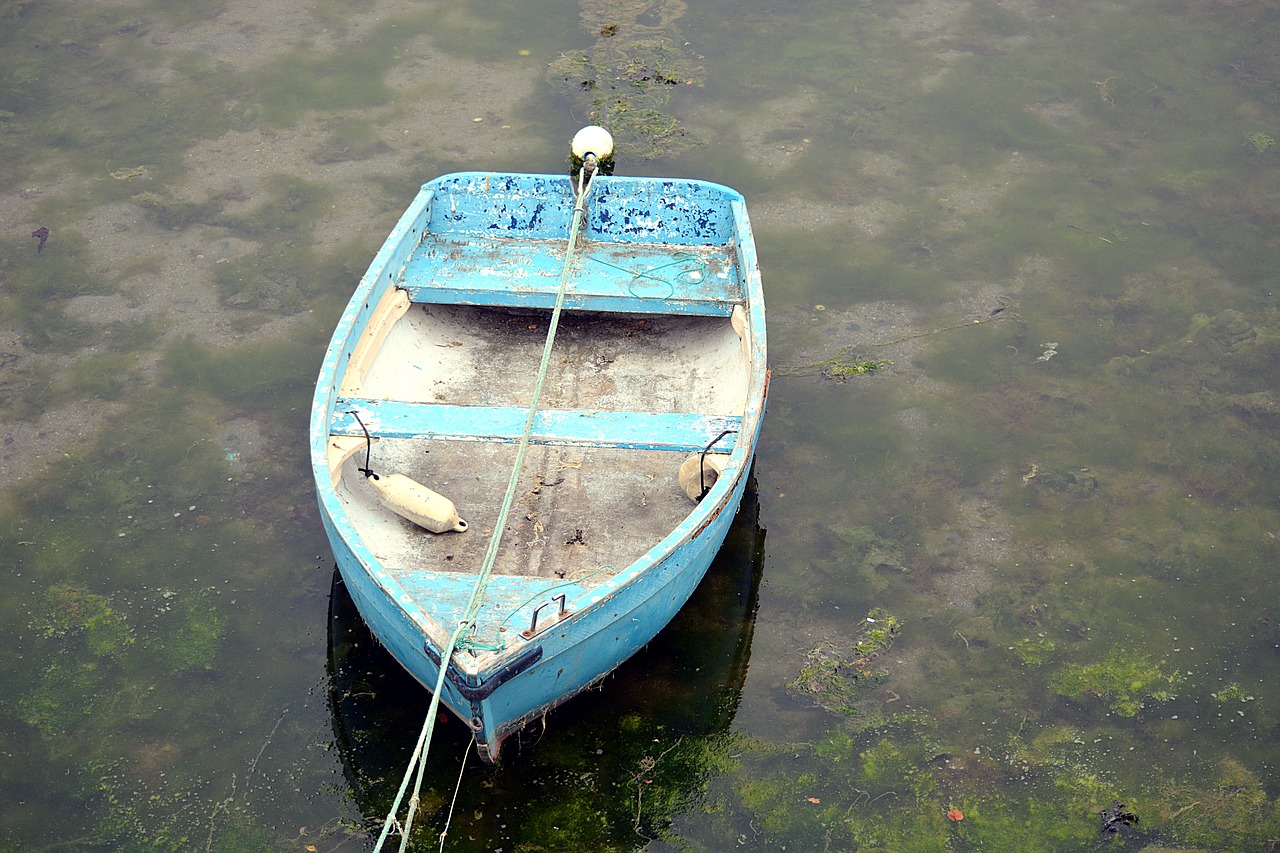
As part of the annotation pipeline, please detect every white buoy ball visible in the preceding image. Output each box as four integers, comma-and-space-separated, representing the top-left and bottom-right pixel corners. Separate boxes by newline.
571, 125, 614, 160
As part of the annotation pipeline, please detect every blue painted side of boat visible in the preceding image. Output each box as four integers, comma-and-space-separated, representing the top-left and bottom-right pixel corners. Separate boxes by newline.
311, 171, 767, 759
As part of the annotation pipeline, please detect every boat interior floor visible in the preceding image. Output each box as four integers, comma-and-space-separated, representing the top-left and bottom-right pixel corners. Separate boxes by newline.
336, 302, 749, 586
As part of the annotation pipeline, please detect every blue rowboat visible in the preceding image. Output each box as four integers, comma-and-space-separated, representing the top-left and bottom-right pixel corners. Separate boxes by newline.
310, 162, 767, 762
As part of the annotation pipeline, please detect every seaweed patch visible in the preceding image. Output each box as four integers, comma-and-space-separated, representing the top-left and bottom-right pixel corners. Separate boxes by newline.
549, 0, 702, 159
789, 608, 902, 716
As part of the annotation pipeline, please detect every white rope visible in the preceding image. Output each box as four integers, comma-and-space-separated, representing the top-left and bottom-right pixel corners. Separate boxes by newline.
437, 741, 470, 851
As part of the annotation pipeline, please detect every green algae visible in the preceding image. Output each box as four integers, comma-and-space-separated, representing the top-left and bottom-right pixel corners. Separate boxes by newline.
311, 115, 392, 164
162, 335, 321, 409
37, 582, 136, 657
1147, 758, 1280, 850
762, 230, 951, 306
732, 752, 834, 841
943, 797, 1098, 852
1212, 683, 1255, 704
99, 314, 165, 354
911, 73, 1065, 164
0, 4, 234, 187
708, 702, 1280, 851
184, 174, 369, 313
726, 712, 1114, 851
224, 173, 336, 235
150, 589, 225, 673
1011, 635, 1058, 667
1246, 131, 1275, 155
130, 190, 227, 232
790, 609, 902, 717
241, 5, 538, 128
68, 757, 279, 853
1051, 647, 1181, 718
19, 659, 159, 742
779, 353, 892, 382
822, 524, 909, 597
858, 733, 938, 802
18, 585, 155, 744
0, 370, 318, 848
243, 38, 398, 127
0, 231, 113, 354
57, 352, 141, 403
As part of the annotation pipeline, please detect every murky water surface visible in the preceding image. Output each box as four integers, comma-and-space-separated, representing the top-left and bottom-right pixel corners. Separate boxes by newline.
3, 0, 1280, 849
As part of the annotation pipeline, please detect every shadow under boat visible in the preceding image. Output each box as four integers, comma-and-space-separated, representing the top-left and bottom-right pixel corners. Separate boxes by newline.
326, 477, 766, 846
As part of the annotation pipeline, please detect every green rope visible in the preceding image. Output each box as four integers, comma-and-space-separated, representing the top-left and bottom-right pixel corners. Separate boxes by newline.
454, 635, 506, 653
374, 169, 601, 852
587, 250, 707, 300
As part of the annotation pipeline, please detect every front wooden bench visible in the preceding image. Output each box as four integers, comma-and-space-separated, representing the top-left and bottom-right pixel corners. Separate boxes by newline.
398, 236, 743, 317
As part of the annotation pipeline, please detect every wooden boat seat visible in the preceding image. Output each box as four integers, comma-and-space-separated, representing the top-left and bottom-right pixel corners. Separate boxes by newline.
398, 235, 743, 317
331, 397, 741, 453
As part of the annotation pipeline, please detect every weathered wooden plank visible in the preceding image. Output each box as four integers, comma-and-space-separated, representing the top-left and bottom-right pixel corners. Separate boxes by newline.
332, 397, 742, 453
399, 236, 741, 316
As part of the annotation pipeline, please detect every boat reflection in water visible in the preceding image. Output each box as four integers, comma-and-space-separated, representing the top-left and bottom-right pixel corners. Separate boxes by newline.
326, 479, 765, 848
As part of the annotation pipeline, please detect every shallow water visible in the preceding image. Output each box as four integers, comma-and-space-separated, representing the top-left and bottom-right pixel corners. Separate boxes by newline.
2, 0, 1280, 850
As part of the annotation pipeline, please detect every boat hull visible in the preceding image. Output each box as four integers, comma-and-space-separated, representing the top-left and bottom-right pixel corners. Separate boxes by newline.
312, 172, 766, 760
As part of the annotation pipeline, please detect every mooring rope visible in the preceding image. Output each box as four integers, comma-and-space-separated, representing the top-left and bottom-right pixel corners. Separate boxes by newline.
373, 165, 601, 852
437, 740, 470, 851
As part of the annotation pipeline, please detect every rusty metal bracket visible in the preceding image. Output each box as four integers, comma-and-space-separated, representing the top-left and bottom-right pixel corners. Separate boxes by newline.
522, 593, 572, 639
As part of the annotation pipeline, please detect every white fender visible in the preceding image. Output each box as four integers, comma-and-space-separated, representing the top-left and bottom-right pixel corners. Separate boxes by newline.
678, 453, 730, 502
368, 473, 468, 533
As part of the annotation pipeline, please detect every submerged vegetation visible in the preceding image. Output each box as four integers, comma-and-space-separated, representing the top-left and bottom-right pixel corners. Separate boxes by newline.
548, 0, 702, 159
0, 368, 318, 846
1051, 648, 1181, 718
0, 232, 113, 354
1, 0, 1279, 848
790, 608, 902, 717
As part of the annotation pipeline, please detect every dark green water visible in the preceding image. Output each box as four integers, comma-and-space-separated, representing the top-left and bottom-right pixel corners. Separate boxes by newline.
3, 0, 1280, 850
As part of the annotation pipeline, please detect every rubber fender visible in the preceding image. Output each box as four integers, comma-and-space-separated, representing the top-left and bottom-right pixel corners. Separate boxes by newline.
368, 472, 468, 533
678, 453, 730, 502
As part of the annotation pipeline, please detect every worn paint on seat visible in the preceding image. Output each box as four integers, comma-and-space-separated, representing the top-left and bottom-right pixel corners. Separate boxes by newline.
333, 397, 741, 453
399, 237, 741, 316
